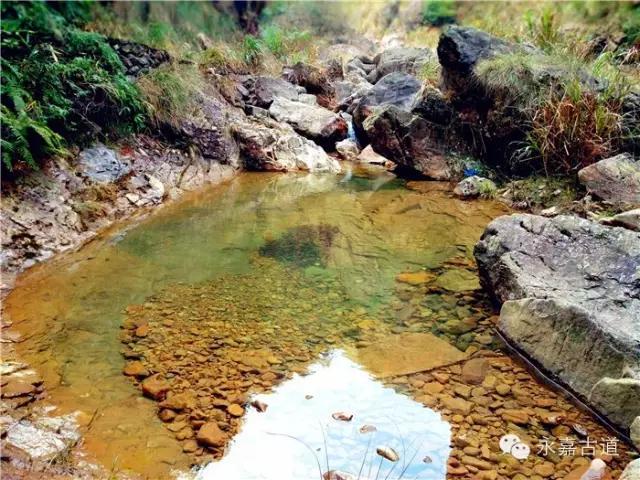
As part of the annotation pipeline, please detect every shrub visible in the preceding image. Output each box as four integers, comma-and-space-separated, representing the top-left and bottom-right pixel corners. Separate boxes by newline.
91, 2, 237, 58
260, 25, 314, 63
525, 81, 622, 174
421, 0, 456, 27
137, 64, 203, 128
1, 1, 146, 172
241, 35, 262, 65
478, 179, 498, 199
507, 176, 577, 208
475, 52, 579, 108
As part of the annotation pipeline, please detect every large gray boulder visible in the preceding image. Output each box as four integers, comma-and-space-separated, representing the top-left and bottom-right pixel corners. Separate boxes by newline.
351, 72, 421, 142
578, 153, 640, 208
232, 118, 340, 173
362, 105, 452, 180
335, 73, 373, 109
368, 47, 434, 83
269, 97, 348, 149
437, 25, 517, 96
474, 214, 640, 433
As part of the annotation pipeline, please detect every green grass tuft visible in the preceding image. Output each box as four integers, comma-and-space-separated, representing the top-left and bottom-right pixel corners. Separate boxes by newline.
137, 64, 203, 128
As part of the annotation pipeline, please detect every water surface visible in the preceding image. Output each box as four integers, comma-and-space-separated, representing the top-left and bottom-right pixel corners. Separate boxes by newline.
6, 167, 563, 478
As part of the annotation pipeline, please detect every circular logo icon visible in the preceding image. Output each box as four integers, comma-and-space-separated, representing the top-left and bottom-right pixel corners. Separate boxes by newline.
510, 442, 530, 460
499, 434, 520, 454
499, 434, 530, 460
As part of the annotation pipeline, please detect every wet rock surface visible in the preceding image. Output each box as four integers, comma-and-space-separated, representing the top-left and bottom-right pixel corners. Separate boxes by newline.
242, 76, 300, 108
351, 71, 421, 142
368, 46, 435, 83
0, 137, 238, 276
363, 105, 453, 179
76, 144, 131, 184
475, 214, 640, 433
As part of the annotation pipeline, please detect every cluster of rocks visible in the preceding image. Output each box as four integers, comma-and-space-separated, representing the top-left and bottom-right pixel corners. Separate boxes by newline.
578, 153, 640, 230
109, 39, 171, 77
0, 322, 90, 477
0, 135, 237, 276
398, 352, 634, 479
119, 257, 385, 462
385, 262, 636, 478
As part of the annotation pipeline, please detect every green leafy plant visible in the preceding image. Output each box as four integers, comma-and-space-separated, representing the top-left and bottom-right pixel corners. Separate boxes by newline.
241, 35, 262, 65
418, 57, 442, 85
421, 0, 456, 27
260, 25, 314, 63
1, 1, 147, 172
137, 64, 203, 128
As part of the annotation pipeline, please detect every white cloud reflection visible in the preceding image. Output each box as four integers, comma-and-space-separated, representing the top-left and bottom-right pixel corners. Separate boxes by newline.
192, 350, 450, 480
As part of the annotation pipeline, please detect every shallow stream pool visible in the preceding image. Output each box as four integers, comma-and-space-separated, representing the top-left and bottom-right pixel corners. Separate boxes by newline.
5, 168, 633, 479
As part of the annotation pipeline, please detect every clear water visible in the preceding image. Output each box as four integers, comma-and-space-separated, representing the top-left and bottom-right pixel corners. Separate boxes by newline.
3, 167, 539, 478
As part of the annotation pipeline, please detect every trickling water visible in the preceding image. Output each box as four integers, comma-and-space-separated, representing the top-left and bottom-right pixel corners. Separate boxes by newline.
4, 168, 634, 479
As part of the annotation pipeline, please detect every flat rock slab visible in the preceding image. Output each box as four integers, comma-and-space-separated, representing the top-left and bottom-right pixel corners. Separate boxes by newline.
355, 332, 467, 377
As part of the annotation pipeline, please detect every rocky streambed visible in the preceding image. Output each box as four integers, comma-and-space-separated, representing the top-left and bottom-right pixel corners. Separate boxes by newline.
2, 169, 638, 479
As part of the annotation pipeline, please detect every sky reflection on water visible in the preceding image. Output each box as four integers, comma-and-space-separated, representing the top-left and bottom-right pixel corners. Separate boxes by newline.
194, 351, 450, 480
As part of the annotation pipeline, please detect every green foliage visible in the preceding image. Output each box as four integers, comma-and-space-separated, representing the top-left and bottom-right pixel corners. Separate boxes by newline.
1, 1, 146, 172
241, 35, 262, 65
507, 176, 577, 208
421, 0, 456, 27
475, 52, 561, 107
476, 49, 636, 109
622, 12, 640, 46
92, 2, 237, 58
477, 179, 498, 199
476, 42, 636, 175
259, 25, 314, 63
